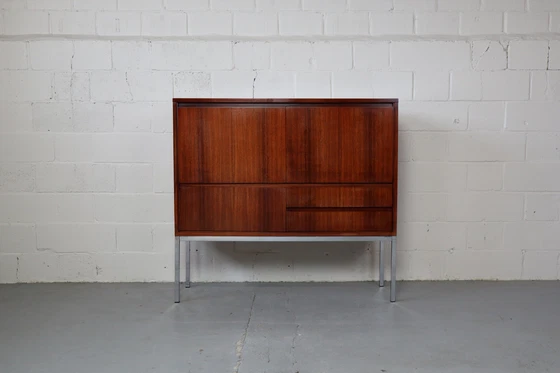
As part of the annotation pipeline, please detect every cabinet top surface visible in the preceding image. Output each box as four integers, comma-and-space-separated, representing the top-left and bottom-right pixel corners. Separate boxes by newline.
173, 98, 398, 105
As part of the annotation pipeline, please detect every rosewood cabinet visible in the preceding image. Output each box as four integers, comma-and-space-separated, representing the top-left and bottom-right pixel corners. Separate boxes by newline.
173, 99, 399, 302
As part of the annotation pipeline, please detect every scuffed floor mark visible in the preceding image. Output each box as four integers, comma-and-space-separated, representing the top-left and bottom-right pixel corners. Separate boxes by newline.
291, 324, 300, 370
233, 292, 256, 373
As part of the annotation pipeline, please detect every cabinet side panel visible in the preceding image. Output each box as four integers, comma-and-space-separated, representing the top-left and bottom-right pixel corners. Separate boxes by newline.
392, 102, 398, 235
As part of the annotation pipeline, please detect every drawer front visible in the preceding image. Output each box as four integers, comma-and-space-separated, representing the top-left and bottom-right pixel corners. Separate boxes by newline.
287, 185, 392, 208
286, 210, 393, 232
177, 186, 286, 232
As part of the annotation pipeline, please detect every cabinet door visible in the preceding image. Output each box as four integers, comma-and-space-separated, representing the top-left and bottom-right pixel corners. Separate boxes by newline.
176, 107, 286, 183
286, 106, 394, 183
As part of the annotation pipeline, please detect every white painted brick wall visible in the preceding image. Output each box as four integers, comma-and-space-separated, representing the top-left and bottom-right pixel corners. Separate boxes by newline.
1, 1, 559, 283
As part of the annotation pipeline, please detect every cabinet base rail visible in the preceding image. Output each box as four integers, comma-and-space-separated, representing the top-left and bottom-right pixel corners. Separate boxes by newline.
174, 236, 397, 303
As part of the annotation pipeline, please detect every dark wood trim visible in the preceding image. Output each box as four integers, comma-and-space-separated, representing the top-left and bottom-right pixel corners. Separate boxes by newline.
175, 231, 395, 237
392, 101, 399, 235
173, 98, 398, 105
173, 101, 180, 236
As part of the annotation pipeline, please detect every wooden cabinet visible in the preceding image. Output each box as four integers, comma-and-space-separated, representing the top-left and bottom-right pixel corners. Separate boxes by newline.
173, 99, 398, 237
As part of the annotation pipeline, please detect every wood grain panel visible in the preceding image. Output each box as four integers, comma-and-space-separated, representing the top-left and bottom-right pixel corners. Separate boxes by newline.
177, 185, 286, 232
286, 210, 393, 232
176, 107, 286, 183
286, 185, 392, 208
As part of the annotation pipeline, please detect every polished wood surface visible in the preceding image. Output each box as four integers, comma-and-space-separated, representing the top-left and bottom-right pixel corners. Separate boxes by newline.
173, 99, 398, 236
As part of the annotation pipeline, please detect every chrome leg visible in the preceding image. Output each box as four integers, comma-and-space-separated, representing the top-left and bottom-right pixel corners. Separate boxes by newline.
174, 237, 180, 303
391, 236, 397, 302
185, 240, 191, 288
379, 241, 385, 287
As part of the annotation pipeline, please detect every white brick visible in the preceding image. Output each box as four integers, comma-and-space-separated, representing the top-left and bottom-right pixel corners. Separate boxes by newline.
525, 194, 560, 221
372, 72, 413, 99
50, 11, 96, 35
483, 0, 525, 10
399, 193, 447, 222
0, 71, 51, 101
396, 251, 446, 280
90, 71, 132, 102
325, 12, 369, 35
399, 222, 467, 251
271, 42, 312, 71
415, 12, 459, 35
117, 225, 153, 252
233, 42, 270, 70
482, 71, 530, 100
174, 72, 211, 97
438, 0, 480, 10
0, 164, 35, 192
400, 102, 468, 131
111, 41, 151, 70
51, 72, 71, 101
353, 42, 389, 70
0, 255, 17, 283
94, 195, 173, 223
72, 72, 90, 101
257, 0, 301, 10
212, 0, 255, 10
394, 0, 436, 10
445, 250, 522, 280
0, 134, 54, 162
152, 41, 233, 70
3, 10, 49, 34
0, 0, 25, 8
142, 11, 187, 36
460, 12, 503, 35
188, 11, 232, 35
36, 224, 115, 252
471, 40, 507, 70
504, 221, 560, 251
0, 102, 32, 132
92, 133, 173, 163
96, 11, 141, 36
527, 133, 560, 161
32, 102, 72, 132
0, 41, 27, 69
118, 0, 162, 10
36, 164, 115, 192
467, 223, 503, 250
467, 163, 503, 191
508, 41, 549, 70
312, 42, 352, 71
153, 163, 173, 192
0, 194, 94, 223
296, 72, 331, 98
505, 163, 560, 191
506, 103, 560, 131
528, 0, 560, 11
505, 12, 549, 33
234, 12, 278, 36
74, 0, 117, 10
279, 11, 323, 35
400, 163, 466, 192
408, 133, 449, 161
165, 0, 208, 10
72, 41, 112, 70
447, 193, 524, 222
391, 41, 470, 71
28, 1, 71, 10
114, 102, 163, 132
29, 40, 73, 70
116, 164, 153, 193
548, 40, 560, 69
211, 71, 255, 98
522, 251, 559, 280
450, 72, 482, 100
303, 0, 346, 11
468, 102, 504, 130
92, 252, 171, 282
72, 102, 113, 132
253, 71, 295, 98
552, 12, 560, 32
0, 225, 36, 253
152, 224, 173, 252
348, 0, 392, 10
332, 71, 373, 98
126, 71, 173, 102
370, 12, 414, 35
449, 132, 525, 161
15, 252, 55, 282
414, 72, 449, 100
55, 134, 93, 161
530, 71, 548, 100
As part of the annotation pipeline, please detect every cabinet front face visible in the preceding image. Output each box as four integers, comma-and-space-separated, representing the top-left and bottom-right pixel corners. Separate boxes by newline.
176, 107, 286, 183
286, 106, 395, 183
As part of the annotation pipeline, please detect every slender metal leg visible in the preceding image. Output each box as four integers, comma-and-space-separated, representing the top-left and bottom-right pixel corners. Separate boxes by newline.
185, 240, 191, 288
390, 236, 397, 302
379, 241, 385, 287
174, 237, 180, 303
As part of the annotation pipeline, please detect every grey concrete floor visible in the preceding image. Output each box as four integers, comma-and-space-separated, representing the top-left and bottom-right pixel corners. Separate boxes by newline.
1, 282, 559, 373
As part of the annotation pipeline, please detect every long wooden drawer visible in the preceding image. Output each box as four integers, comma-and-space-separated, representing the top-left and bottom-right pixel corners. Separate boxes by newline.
286, 210, 393, 232
286, 185, 392, 208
